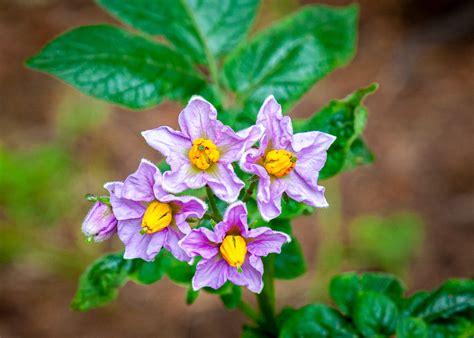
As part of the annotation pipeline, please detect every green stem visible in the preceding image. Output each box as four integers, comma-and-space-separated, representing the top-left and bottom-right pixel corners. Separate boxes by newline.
242, 178, 257, 203
256, 255, 277, 334
206, 185, 222, 222
238, 300, 259, 322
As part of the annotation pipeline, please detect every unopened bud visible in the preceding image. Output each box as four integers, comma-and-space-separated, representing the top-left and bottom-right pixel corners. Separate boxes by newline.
82, 201, 117, 242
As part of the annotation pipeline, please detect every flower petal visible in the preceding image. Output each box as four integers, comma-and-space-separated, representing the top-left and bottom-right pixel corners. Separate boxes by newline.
290, 131, 336, 187
161, 194, 207, 234
118, 218, 165, 261
178, 96, 220, 141
163, 227, 191, 262
122, 159, 159, 202
285, 170, 329, 207
104, 181, 124, 198
105, 182, 145, 221
162, 162, 206, 193
179, 228, 220, 259
246, 227, 291, 257
205, 163, 244, 203
256, 95, 293, 149
217, 124, 264, 162
214, 202, 248, 239
257, 178, 287, 222
228, 255, 264, 293
141, 126, 191, 168
192, 256, 230, 291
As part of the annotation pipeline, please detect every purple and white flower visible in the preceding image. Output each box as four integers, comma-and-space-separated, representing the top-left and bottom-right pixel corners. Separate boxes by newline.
142, 96, 263, 203
179, 202, 290, 293
240, 96, 336, 221
82, 201, 117, 242
105, 159, 207, 262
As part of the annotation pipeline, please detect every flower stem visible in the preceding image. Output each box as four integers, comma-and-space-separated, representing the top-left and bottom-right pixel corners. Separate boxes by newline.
256, 255, 278, 334
238, 300, 259, 322
206, 185, 222, 222
242, 178, 257, 203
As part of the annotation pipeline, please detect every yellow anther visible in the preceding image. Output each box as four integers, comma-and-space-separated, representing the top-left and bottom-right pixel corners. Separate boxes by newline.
141, 201, 172, 234
220, 235, 247, 270
188, 138, 220, 170
264, 149, 297, 177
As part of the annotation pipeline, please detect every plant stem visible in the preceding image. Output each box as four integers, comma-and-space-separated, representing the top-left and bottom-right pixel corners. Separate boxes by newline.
256, 255, 277, 334
238, 300, 259, 322
242, 178, 257, 203
206, 185, 222, 222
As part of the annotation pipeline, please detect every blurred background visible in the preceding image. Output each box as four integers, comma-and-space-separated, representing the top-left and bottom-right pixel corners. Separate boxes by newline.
0, 0, 473, 337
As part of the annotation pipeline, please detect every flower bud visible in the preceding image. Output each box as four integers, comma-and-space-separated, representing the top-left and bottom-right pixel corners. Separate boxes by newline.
82, 201, 117, 242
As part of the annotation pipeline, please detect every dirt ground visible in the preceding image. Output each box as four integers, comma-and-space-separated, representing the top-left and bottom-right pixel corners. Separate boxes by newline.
0, 0, 473, 337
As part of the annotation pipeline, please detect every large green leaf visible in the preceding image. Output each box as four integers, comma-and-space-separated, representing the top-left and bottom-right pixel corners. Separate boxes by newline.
274, 236, 306, 280
269, 219, 306, 280
71, 253, 133, 311
294, 83, 377, 179
353, 291, 399, 337
280, 304, 358, 338
97, 0, 260, 63
397, 317, 428, 338
427, 317, 474, 338
129, 251, 169, 285
329, 272, 360, 315
166, 253, 196, 284
26, 25, 206, 109
329, 272, 405, 315
220, 284, 242, 309
223, 4, 358, 115
412, 279, 474, 322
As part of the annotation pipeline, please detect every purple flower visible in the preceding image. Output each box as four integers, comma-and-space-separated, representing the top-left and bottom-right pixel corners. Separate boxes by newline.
142, 96, 263, 203
240, 96, 336, 221
82, 201, 117, 242
105, 159, 207, 262
179, 202, 290, 293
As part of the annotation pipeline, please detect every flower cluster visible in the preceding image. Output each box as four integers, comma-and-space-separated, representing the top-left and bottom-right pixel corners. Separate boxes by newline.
82, 95, 335, 293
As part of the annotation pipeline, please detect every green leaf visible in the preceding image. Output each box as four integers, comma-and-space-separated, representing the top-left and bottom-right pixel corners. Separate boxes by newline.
268, 219, 306, 280
413, 279, 474, 322
166, 254, 195, 285
329, 272, 360, 315
241, 326, 268, 338
343, 137, 375, 171
280, 304, 358, 338
294, 83, 378, 179
220, 284, 242, 309
397, 317, 428, 338
274, 236, 306, 280
353, 291, 399, 337
71, 253, 133, 311
360, 273, 405, 303
26, 25, 206, 109
402, 291, 431, 316
329, 272, 405, 315
427, 317, 474, 338
97, 0, 260, 63
223, 4, 358, 115
186, 287, 200, 305
280, 198, 314, 219
129, 251, 169, 285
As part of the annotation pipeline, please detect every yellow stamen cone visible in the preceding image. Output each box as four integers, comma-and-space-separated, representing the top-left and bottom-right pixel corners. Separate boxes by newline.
141, 201, 172, 234
188, 138, 220, 170
264, 149, 297, 177
220, 235, 247, 270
